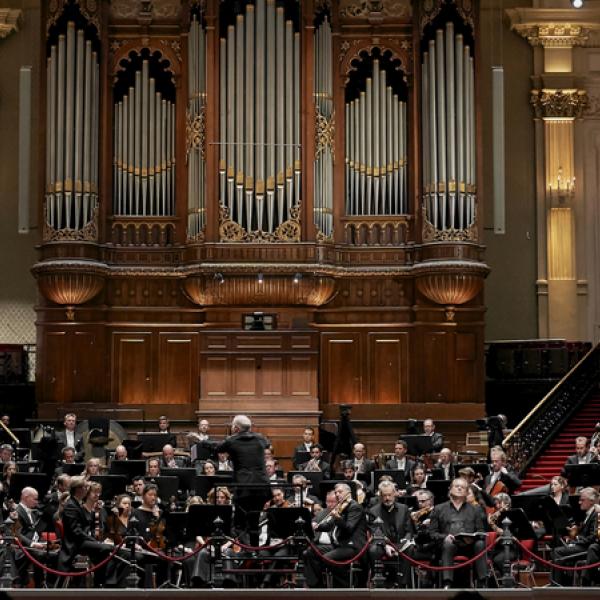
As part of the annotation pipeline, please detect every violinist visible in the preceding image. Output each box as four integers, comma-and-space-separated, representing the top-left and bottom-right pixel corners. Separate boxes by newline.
105, 494, 134, 546
311, 490, 337, 550
288, 474, 320, 510
411, 490, 436, 587
407, 465, 428, 494
484, 448, 521, 496
201, 460, 217, 476
84, 458, 102, 479
367, 480, 414, 588
83, 481, 107, 541
552, 487, 599, 586
305, 482, 368, 588
487, 493, 517, 576
548, 475, 570, 506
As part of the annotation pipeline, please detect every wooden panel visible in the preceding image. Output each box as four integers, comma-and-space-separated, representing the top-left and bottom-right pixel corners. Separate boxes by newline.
112, 332, 152, 404
290, 335, 315, 350
202, 357, 229, 396
71, 330, 100, 404
368, 332, 409, 404
42, 331, 68, 404
232, 357, 257, 396
234, 335, 283, 350
261, 357, 284, 396
322, 333, 362, 404
288, 356, 316, 397
423, 331, 448, 402
156, 333, 198, 405
454, 332, 478, 403
204, 335, 229, 351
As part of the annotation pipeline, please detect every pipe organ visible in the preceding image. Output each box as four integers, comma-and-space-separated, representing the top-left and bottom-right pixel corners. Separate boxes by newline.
36, 1, 488, 427
345, 57, 408, 216
187, 12, 207, 239
113, 58, 176, 217
314, 14, 333, 238
218, 0, 301, 236
45, 21, 99, 233
421, 21, 476, 233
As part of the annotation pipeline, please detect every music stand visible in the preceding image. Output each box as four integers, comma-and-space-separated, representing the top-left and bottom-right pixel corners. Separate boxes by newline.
502, 509, 536, 540
563, 463, 600, 488
568, 494, 587, 523
9, 472, 51, 501
160, 467, 197, 493
319, 480, 358, 502
122, 440, 143, 460
194, 474, 234, 500
109, 459, 147, 479
511, 494, 573, 536
373, 469, 407, 490
11, 428, 32, 449
137, 432, 177, 452
397, 495, 419, 510
16, 461, 39, 473
145, 475, 179, 502
188, 504, 233, 538
398, 434, 434, 456
426, 479, 451, 504
293, 451, 310, 468
286, 470, 323, 492
267, 507, 313, 540
165, 511, 189, 548
60, 463, 85, 476
190, 441, 217, 463
89, 475, 128, 501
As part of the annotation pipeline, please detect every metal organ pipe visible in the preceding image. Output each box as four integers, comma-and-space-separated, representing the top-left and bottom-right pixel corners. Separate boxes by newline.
345, 60, 407, 216
113, 55, 176, 218
421, 26, 476, 232
45, 22, 98, 232
219, 1, 300, 234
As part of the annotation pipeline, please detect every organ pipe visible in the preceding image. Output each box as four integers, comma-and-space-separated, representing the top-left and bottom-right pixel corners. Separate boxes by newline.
314, 15, 333, 238
345, 59, 407, 216
113, 59, 176, 217
45, 22, 99, 233
219, 1, 300, 234
421, 24, 476, 232
187, 11, 207, 239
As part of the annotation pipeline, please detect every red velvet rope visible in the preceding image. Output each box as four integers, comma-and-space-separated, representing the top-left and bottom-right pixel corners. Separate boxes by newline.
307, 539, 372, 567
390, 534, 500, 572
225, 536, 292, 552
15, 538, 124, 577
140, 539, 210, 562
513, 537, 600, 572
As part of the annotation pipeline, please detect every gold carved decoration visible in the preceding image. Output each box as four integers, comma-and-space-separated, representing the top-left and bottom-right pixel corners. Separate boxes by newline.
183, 273, 336, 307
0, 9, 22, 39
315, 107, 335, 162
43, 204, 99, 242
317, 230, 335, 243
530, 89, 588, 119
315, 0, 332, 14
511, 22, 590, 48
47, 0, 100, 33
111, 39, 181, 79
186, 107, 206, 160
422, 205, 478, 242
339, 1, 411, 19
420, 0, 474, 34
219, 204, 302, 243
110, 0, 181, 20
339, 38, 412, 77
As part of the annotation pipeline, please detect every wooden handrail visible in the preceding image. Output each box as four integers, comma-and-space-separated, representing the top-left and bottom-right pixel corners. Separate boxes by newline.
502, 343, 597, 448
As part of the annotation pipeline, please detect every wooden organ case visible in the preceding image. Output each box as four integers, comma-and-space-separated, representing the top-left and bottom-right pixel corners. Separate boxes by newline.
33, 0, 488, 433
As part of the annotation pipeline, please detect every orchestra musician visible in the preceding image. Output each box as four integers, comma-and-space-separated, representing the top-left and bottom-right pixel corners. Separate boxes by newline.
300, 444, 331, 479
352, 443, 375, 477
549, 475, 570, 506
113, 445, 128, 462
293, 427, 316, 469
552, 487, 599, 586
428, 477, 487, 589
385, 440, 415, 485
484, 448, 521, 497
56, 413, 84, 461
562, 437, 598, 476
367, 480, 414, 588
411, 490, 436, 588
423, 419, 444, 453
487, 492, 517, 575
287, 474, 320, 510
311, 491, 337, 550
305, 482, 368, 588
436, 448, 456, 481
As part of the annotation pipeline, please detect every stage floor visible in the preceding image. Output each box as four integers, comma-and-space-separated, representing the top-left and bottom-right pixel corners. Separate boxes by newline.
1, 588, 598, 600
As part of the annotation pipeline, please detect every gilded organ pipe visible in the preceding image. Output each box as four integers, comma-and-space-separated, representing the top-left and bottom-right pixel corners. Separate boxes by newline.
219, 0, 300, 235
45, 21, 99, 234
345, 59, 407, 216
422, 22, 476, 233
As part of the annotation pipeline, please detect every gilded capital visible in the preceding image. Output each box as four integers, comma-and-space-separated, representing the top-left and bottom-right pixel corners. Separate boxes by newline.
513, 23, 589, 47
530, 89, 588, 119
0, 9, 21, 40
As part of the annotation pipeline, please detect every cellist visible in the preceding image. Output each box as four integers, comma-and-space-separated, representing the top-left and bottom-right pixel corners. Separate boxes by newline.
483, 447, 521, 501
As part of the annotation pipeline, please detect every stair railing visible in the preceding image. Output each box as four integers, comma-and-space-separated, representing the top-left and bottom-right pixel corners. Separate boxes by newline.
502, 343, 600, 476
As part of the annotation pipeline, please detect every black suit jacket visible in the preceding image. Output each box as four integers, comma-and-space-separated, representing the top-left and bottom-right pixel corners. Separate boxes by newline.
575, 510, 599, 547
216, 431, 270, 497
59, 496, 96, 566
56, 430, 84, 457
368, 501, 414, 543
316, 499, 367, 548
384, 458, 416, 483
562, 453, 598, 476
16, 504, 43, 548
354, 458, 375, 475
429, 432, 444, 452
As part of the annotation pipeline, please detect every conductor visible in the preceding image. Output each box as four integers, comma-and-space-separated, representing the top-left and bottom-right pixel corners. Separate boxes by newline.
216, 415, 270, 542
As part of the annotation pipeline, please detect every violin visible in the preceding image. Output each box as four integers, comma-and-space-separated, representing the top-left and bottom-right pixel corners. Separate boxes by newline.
148, 509, 166, 550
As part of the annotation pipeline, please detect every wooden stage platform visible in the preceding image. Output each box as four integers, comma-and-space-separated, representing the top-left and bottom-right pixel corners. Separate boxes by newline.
1, 588, 598, 600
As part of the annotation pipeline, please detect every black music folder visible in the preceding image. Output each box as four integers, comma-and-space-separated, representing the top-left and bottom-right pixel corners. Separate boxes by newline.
267, 507, 313, 539
89, 474, 128, 501
9, 472, 51, 502
188, 504, 233, 537
109, 459, 147, 479
137, 432, 177, 452
398, 434, 434, 456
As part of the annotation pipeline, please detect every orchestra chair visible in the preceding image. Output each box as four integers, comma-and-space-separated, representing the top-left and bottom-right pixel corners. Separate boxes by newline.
510, 539, 537, 588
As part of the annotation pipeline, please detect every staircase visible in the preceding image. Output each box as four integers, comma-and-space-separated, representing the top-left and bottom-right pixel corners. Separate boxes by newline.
518, 393, 600, 491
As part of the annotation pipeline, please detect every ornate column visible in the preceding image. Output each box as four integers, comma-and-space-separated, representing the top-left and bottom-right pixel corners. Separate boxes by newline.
508, 7, 598, 340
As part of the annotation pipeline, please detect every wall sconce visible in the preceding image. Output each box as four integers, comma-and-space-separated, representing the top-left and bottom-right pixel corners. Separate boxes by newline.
548, 166, 575, 204
293, 272, 302, 284
214, 272, 225, 285
257, 272, 264, 284
571, 0, 584, 8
